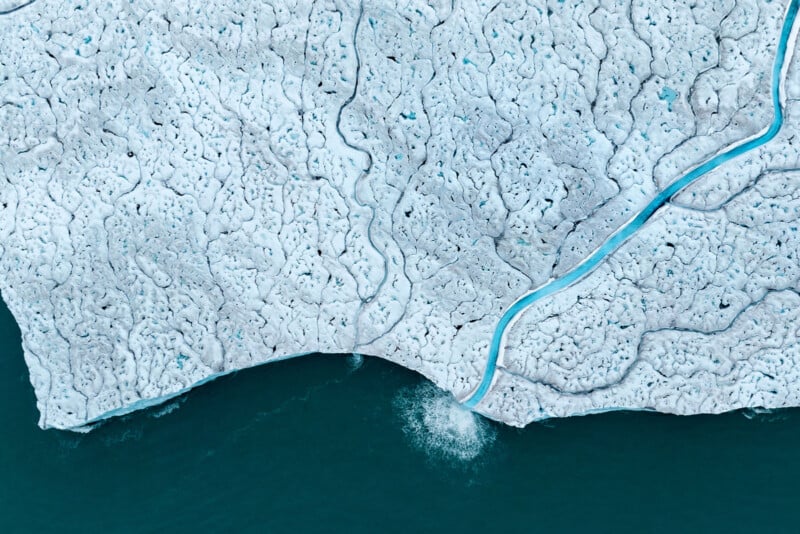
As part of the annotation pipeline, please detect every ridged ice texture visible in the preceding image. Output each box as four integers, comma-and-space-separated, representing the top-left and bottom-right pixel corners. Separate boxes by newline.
0, 0, 798, 429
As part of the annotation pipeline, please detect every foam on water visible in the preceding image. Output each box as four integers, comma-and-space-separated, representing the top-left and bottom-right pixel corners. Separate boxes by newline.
394, 382, 496, 461
100, 424, 144, 446
742, 407, 790, 423
347, 353, 364, 372
148, 398, 186, 419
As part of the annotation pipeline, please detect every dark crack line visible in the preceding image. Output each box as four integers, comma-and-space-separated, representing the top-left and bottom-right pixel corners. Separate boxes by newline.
0, 0, 36, 16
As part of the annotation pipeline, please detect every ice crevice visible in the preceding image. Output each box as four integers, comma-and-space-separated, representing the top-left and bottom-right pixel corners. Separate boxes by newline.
466, 0, 800, 424
0, 0, 36, 17
1, 0, 800, 430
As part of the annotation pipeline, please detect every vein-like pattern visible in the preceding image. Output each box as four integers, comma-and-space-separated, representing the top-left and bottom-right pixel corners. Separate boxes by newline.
0, 0, 797, 430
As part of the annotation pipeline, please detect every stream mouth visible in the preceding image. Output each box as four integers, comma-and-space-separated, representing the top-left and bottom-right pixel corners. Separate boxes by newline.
464, 0, 800, 410
394, 382, 496, 461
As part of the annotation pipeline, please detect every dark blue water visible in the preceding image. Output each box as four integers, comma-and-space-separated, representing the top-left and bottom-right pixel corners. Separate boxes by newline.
3, 3, 800, 531
2, 298, 800, 533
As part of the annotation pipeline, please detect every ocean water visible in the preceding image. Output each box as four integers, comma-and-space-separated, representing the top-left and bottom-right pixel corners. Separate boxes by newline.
1, 299, 800, 533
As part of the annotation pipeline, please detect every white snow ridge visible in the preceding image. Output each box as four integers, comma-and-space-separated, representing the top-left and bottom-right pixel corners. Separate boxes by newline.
1, 0, 800, 431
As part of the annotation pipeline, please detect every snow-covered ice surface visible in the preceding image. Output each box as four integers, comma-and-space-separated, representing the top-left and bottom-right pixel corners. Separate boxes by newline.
0, 0, 799, 430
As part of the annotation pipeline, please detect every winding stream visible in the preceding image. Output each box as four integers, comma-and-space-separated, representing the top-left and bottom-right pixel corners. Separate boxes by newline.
463, 0, 800, 409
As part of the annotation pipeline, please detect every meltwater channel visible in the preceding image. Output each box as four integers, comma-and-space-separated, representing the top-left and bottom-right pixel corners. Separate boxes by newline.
463, 0, 800, 409
4, 3, 800, 533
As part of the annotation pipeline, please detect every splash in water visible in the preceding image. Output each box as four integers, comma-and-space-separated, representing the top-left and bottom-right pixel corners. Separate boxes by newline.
742, 407, 790, 423
148, 397, 187, 419
347, 353, 364, 372
394, 382, 496, 461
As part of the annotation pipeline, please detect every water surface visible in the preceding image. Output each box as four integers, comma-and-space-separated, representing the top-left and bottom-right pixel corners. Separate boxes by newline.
1, 298, 799, 533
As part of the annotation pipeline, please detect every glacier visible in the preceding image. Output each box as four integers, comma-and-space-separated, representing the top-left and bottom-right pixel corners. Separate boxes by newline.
1, 0, 800, 431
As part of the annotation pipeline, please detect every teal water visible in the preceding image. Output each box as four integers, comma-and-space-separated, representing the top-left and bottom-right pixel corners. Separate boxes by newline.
3, 3, 800, 532
465, 0, 800, 407
2, 299, 800, 533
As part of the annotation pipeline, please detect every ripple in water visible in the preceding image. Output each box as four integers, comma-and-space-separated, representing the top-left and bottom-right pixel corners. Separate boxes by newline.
394, 382, 496, 461
148, 397, 186, 419
347, 353, 364, 372
742, 407, 790, 423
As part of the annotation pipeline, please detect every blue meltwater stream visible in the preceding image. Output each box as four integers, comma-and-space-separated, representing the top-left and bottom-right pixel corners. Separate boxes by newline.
463, 0, 800, 409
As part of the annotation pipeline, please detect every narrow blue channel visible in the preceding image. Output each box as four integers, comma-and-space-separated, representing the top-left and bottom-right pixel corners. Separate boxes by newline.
464, 0, 800, 409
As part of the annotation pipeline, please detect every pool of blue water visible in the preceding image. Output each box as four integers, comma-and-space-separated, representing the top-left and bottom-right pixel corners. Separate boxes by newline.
465, 0, 800, 408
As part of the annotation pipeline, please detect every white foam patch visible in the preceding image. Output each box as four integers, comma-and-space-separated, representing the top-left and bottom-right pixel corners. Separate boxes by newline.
148, 397, 186, 419
347, 353, 364, 372
394, 382, 496, 461
742, 407, 790, 423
